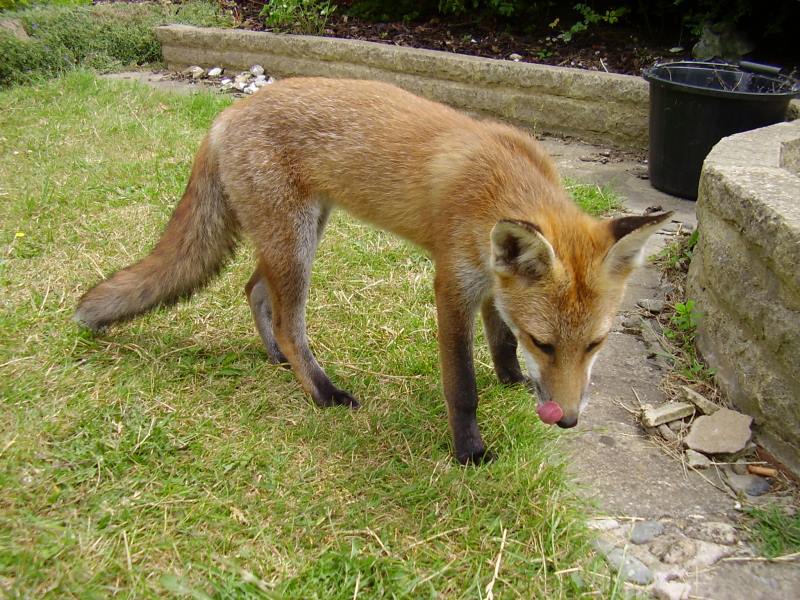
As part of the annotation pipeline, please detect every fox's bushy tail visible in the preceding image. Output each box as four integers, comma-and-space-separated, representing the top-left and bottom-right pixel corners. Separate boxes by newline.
75, 137, 239, 332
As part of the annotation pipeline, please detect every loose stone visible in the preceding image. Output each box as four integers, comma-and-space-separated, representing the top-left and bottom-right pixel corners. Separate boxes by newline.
685, 408, 752, 454
250, 64, 265, 76
637, 298, 665, 314
724, 470, 771, 497
685, 449, 711, 469
687, 521, 737, 545
622, 315, 642, 330
653, 575, 691, 600
603, 548, 653, 585
658, 424, 678, 441
687, 540, 735, 567
679, 385, 719, 415
642, 402, 695, 427
629, 520, 664, 544
668, 420, 688, 433
587, 517, 620, 531
651, 535, 696, 564
207, 67, 223, 77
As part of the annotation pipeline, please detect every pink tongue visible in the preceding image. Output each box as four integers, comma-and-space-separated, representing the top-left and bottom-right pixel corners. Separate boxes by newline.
537, 401, 564, 425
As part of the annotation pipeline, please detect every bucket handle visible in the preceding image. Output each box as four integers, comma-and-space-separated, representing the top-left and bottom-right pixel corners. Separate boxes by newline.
738, 61, 782, 76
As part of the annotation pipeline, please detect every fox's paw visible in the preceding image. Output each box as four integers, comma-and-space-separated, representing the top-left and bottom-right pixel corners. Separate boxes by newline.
317, 388, 361, 410
456, 446, 496, 466
497, 369, 528, 386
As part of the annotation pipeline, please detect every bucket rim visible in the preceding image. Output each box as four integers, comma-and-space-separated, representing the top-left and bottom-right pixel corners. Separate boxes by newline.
643, 61, 800, 100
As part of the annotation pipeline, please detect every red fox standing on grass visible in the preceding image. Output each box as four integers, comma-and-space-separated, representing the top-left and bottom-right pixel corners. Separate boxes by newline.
76, 77, 669, 464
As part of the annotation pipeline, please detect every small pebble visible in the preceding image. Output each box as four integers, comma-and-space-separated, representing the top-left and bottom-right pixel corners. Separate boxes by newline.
509, 53, 523, 61
658, 424, 678, 441
685, 449, 710, 469
630, 520, 664, 544
250, 64, 265, 76
588, 517, 620, 531
637, 298, 665, 314
622, 315, 642, 330
207, 66, 223, 77
604, 548, 653, 585
668, 420, 688, 433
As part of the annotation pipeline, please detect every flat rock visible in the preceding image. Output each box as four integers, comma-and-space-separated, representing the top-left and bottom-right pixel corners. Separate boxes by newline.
603, 547, 653, 585
685, 449, 711, 469
653, 574, 691, 600
587, 517, 620, 531
687, 521, 737, 545
637, 298, 665, 313
651, 535, 696, 564
658, 424, 678, 441
679, 385, 719, 415
687, 540, 735, 568
630, 520, 664, 544
642, 402, 695, 427
622, 315, 643, 330
724, 469, 771, 497
685, 408, 752, 454
668, 420, 688, 433
207, 66, 223, 77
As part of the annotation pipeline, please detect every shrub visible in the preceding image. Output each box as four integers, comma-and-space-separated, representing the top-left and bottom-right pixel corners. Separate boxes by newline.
0, 1, 233, 86
260, 0, 336, 34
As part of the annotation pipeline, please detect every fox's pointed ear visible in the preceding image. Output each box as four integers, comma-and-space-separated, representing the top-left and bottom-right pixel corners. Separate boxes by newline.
491, 220, 556, 281
603, 212, 673, 277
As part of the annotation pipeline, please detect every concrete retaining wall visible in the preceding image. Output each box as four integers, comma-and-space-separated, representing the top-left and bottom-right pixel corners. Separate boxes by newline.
687, 120, 800, 474
155, 25, 651, 149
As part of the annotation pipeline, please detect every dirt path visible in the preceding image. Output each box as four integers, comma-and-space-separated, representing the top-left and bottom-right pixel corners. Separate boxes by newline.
104, 71, 800, 598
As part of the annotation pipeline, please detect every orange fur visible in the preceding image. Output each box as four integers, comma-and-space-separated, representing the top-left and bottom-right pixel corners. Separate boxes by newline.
76, 78, 670, 463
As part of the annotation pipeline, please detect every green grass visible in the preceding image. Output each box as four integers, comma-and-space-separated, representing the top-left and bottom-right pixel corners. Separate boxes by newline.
745, 506, 800, 559
564, 179, 622, 216
0, 72, 618, 597
0, 1, 233, 86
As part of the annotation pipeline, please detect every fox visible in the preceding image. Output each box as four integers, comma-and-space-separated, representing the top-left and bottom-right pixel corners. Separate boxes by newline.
76, 77, 670, 464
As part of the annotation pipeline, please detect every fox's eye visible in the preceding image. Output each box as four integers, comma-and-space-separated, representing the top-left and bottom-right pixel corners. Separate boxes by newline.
586, 337, 605, 354
529, 335, 555, 356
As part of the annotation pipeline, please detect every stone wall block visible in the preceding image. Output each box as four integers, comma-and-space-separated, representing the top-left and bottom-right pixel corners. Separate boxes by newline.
155, 25, 649, 147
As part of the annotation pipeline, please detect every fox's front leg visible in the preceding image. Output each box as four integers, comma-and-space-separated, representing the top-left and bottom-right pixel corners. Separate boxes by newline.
434, 271, 491, 464
481, 298, 526, 385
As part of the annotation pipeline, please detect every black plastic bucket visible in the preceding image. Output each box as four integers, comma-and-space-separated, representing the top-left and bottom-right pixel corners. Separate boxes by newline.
644, 61, 799, 199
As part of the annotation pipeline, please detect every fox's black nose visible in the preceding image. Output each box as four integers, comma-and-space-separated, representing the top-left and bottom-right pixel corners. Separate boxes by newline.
557, 416, 578, 429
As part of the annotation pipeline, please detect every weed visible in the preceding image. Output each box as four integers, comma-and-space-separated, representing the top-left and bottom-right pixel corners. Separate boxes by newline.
655, 228, 698, 278
564, 178, 623, 216
260, 0, 335, 35
553, 3, 629, 43
745, 505, 800, 558
660, 298, 715, 382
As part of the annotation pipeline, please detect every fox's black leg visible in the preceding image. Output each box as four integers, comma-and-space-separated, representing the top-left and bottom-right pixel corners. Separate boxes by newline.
434, 269, 493, 465
481, 298, 526, 385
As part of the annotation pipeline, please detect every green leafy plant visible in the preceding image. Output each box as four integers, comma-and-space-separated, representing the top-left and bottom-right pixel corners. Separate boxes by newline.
555, 3, 628, 42
260, 0, 335, 35
662, 298, 715, 381
656, 229, 698, 275
745, 505, 800, 558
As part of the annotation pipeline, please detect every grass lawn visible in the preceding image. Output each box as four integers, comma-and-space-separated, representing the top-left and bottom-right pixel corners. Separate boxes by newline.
0, 72, 617, 598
